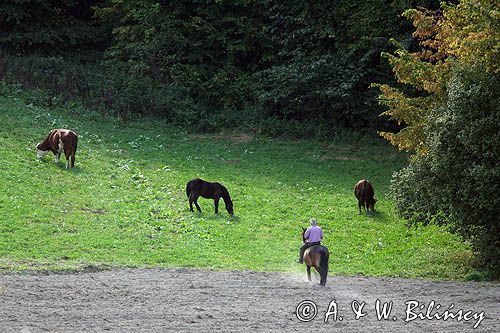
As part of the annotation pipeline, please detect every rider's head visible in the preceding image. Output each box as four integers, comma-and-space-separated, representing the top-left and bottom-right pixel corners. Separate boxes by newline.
310, 218, 317, 226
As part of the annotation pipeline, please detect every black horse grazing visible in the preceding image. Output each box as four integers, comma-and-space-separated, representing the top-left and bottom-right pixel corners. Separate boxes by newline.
186, 178, 234, 215
301, 227, 329, 286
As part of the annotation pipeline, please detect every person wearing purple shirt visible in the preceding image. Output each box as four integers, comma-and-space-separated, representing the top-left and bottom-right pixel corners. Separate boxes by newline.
298, 218, 323, 264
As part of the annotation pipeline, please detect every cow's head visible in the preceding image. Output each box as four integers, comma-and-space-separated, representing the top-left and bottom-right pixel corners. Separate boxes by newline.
36, 143, 48, 160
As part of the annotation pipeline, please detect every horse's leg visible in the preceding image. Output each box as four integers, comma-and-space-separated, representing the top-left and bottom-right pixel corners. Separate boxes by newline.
358, 201, 362, 214
214, 197, 219, 214
189, 194, 194, 212
193, 195, 202, 212
307, 266, 312, 281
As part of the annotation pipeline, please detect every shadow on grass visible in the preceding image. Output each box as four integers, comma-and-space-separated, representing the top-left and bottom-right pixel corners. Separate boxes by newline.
188, 210, 239, 222
68, 165, 84, 174
54, 163, 84, 174
36, 159, 83, 174
365, 210, 387, 221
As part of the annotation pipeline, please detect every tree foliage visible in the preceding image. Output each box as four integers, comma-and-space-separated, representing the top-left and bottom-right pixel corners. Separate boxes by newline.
92, 0, 439, 134
377, 0, 499, 153
1, 0, 443, 136
0, 0, 109, 54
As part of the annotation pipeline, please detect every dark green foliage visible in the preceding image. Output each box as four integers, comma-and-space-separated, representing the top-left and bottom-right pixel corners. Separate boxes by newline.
98, 0, 270, 109
0, 0, 109, 54
94, 0, 441, 135
256, 0, 422, 127
1, 0, 440, 136
391, 66, 500, 277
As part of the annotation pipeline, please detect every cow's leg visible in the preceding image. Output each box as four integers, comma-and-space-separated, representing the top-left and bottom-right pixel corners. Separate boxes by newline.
63, 147, 72, 169
307, 266, 312, 281
65, 153, 70, 169
214, 197, 220, 214
57, 138, 63, 164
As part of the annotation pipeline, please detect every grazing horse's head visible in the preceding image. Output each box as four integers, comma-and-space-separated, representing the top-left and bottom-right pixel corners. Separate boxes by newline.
221, 186, 234, 215
367, 197, 377, 211
225, 199, 234, 215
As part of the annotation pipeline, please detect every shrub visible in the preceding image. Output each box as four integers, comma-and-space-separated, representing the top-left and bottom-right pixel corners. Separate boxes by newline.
391, 66, 500, 277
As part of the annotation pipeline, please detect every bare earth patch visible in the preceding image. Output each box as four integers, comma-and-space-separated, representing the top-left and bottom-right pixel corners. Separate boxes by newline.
0, 269, 498, 332
188, 133, 254, 143
333, 156, 362, 161
224, 159, 241, 164
80, 207, 106, 214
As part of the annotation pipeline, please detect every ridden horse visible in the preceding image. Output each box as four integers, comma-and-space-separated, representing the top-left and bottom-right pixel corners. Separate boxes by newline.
186, 178, 234, 215
301, 227, 329, 286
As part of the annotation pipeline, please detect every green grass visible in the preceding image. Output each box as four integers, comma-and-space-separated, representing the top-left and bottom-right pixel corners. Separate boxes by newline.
0, 94, 472, 279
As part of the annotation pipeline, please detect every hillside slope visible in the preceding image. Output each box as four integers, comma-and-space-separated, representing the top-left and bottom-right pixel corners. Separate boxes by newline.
0, 95, 471, 279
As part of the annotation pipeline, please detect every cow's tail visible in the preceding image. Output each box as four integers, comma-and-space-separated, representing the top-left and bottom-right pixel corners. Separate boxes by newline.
319, 249, 329, 286
73, 137, 78, 153
186, 181, 191, 198
69, 136, 77, 167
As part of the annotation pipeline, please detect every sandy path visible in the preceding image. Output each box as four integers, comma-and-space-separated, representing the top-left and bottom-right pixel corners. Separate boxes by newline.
0, 268, 498, 332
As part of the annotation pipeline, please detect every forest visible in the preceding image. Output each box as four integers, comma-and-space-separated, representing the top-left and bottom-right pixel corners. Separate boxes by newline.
1, 0, 443, 136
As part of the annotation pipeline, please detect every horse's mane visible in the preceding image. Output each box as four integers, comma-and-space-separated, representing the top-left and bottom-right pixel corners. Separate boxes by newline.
220, 185, 232, 203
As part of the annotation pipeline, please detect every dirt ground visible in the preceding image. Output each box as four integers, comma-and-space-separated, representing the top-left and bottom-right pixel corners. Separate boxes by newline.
0, 268, 498, 332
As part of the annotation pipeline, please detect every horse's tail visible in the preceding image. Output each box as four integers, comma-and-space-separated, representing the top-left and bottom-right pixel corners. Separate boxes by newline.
319, 249, 329, 286
186, 181, 191, 198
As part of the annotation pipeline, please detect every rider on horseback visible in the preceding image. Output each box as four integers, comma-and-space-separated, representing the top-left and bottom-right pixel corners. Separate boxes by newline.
298, 218, 323, 264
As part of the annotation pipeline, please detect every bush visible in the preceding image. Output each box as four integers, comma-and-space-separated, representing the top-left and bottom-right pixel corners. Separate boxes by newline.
391, 66, 500, 277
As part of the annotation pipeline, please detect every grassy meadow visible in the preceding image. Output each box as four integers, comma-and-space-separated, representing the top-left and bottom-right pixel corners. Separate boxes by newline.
0, 94, 472, 279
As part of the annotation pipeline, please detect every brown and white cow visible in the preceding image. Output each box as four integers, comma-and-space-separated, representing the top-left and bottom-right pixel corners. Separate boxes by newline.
36, 129, 78, 168
354, 179, 377, 213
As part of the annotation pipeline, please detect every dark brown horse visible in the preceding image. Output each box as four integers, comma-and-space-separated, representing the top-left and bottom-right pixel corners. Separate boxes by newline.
301, 227, 329, 286
354, 179, 377, 213
186, 178, 234, 215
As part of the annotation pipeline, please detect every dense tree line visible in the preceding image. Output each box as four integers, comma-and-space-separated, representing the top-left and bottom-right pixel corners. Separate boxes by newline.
1, 0, 440, 136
